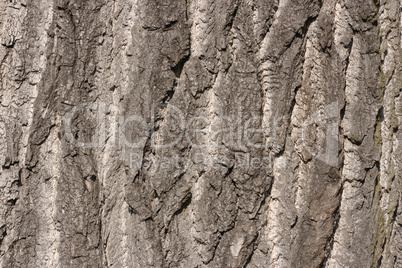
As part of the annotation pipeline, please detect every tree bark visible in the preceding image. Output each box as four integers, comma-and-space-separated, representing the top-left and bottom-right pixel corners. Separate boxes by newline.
0, 0, 401, 267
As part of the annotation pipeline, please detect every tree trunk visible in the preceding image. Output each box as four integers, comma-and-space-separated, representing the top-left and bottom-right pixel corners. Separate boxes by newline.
0, 0, 401, 267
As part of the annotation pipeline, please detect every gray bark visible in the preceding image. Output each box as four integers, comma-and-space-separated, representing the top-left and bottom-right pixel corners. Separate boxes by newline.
0, 0, 401, 267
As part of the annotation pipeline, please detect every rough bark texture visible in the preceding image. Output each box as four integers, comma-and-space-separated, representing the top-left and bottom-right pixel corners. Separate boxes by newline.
0, 0, 401, 267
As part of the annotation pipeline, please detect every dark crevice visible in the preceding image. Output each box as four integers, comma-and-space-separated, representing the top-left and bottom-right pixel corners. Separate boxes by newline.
242, 232, 260, 268
127, 205, 138, 216
185, 0, 188, 21
174, 192, 192, 217
345, 134, 366, 146
320, 174, 344, 267
7, 198, 18, 206
372, 170, 381, 206
0, 228, 7, 247
224, 4, 239, 33
161, 87, 175, 104
340, 103, 346, 121
257, 2, 279, 45
377, 236, 386, 268
163, 52, 191, 105
99, 200, 109, 267
1, 42, 15, 49
220, 163, 234, 177
287, 13, 319, 51
290, 215, 298, 229
163, 20, 178, 31
390, 199, 399, 235
171, 53, 190, 79
377, 106, 384, 122
344, 36, 354, 73
251, 174, 274, 220
377, 255, 383, 267
297, 15, 318, 39
289, 85, 301, 125
204, 215, 238, 265
142, 25, 161, 31
243, 250, 254, 267
158, 172, 186, 198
